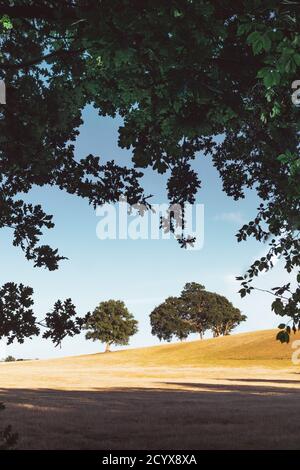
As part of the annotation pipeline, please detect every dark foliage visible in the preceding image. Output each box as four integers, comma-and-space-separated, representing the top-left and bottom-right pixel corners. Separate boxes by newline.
0, 1, 298, 343
150, 282, 246, 341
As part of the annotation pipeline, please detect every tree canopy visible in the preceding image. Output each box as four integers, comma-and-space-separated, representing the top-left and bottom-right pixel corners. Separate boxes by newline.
0, 282, 88, 347
150, 296, 192, 342
150, 282, 246, 341
0, 1, 299, 343
84, 299, 138, 352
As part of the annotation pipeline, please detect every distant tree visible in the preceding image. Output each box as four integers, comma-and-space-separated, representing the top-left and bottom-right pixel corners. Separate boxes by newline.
205, 293, 246, 337
84, 300, 138, 352
180, 283, 246, 338
150, 283, 246, 341
4, 355, 15, 362
180, 283, 211, 339
150, 296, 192, 342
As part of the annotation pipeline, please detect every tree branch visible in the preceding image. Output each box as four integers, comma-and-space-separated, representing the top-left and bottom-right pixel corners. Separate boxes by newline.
1, 47, 84, 70
253, 286, 289, 301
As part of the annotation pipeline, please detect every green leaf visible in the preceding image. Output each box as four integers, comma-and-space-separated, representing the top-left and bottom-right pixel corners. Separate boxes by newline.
173, 9, 183, 18
0, 15, 13, 30
293, 53, 300, 66
239, 288, 247, 298
237, 23, 251, 36
262, 34, 272, 52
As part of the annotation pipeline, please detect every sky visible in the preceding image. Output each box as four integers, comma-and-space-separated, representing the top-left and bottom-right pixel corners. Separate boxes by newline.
0, 105, 291, 359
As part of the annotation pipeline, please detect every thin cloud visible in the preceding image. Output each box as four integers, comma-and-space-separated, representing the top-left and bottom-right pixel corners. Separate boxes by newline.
213, 212, 246, 225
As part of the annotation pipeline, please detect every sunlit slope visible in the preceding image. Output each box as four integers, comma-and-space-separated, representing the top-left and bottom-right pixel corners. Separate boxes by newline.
0, 330, 297, 393
40, 329, 300, 368
1, 329, 299, 449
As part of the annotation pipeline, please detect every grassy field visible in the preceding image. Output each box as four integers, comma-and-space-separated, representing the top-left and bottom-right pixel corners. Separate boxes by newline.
1, 329, 300, 449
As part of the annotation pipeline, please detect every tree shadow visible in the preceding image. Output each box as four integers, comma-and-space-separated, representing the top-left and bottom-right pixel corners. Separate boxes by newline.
225, 378, 300, 385
1, 384, 300, 450
163, 381, 300, 395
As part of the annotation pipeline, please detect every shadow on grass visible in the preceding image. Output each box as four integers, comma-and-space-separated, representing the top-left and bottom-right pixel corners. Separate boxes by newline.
163, 381, 300, 394
0, 384, 300, 450
226, 378, 300, 385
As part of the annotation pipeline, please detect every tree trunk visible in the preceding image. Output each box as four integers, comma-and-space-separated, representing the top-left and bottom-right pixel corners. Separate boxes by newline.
199, 331, 203, 340
213, 327, 221, 337
105, 342, 111, 353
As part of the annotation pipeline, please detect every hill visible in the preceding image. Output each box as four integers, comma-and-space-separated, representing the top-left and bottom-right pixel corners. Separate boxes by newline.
3, 328, 298, 371
59, 328, 299, 367
1, 329, 300, 450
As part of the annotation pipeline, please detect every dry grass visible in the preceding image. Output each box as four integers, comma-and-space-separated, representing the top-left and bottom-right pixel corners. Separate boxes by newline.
1, 329, 300, 449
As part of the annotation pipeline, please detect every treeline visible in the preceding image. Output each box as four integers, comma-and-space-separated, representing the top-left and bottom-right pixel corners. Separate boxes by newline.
1, 283, 245, 353
83, 282, 246, 351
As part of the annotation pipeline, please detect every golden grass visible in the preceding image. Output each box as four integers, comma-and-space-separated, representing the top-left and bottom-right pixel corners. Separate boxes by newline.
1, 329, 300, 449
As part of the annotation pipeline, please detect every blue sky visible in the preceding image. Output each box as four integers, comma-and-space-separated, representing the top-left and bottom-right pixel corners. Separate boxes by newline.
0, 105, 290, 359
